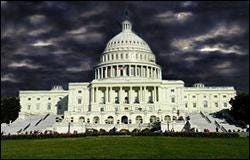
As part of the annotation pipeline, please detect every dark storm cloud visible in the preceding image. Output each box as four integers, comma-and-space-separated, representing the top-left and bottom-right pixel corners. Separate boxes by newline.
1, 1, 249, 96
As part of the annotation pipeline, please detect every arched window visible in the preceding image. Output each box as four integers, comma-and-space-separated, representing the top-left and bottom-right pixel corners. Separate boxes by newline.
79, 117, 85, 123
121, 116, 128, 124
150, 115, 157, 123
204, 100, 208, 108
172, 116, 177, 121
107, 116, 114, 124
164, 115, 171, 122
93, 116, 100, 124
136, 116, 143, 124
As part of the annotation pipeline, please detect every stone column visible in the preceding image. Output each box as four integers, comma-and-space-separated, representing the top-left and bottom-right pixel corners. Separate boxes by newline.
153, 67, 156, 78
147, 66, 149, 78
135, 65, 137, 76
152, 86, 155, 103
155, 86, 158, 103
139, 86, 142, 103
91, 87, 94, 103
105, 67, 107, 78
142, 86, 145, 103
117, 65, 120, 77
129, 86, 132, 104
128, 65, 131, 76
124, 65, 127, 76
119, 87, 122, 104
97, 68, 100, 79
141, 66, 143, 77
156, 86, 159, 102
150, 67, 153, 78
108, 87, 111, 103
110, 66, 113, 77
94, 87, 96, 103
101, 67, 104, 79
105, 87, 108, 104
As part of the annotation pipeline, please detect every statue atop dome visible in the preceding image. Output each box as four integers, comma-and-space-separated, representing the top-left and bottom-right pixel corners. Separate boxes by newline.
124, 8, 130, 21
122, 8, 132, 32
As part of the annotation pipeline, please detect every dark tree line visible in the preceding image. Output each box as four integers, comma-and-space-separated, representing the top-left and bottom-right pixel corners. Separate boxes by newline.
229, 92, 249, 124
1, 96, 21, 124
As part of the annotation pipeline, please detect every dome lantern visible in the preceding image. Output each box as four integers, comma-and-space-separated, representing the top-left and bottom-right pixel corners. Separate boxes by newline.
122, 20, 132, 32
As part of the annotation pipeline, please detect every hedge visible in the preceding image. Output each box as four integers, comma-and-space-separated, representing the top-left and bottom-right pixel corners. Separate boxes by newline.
1, 131, 241, 140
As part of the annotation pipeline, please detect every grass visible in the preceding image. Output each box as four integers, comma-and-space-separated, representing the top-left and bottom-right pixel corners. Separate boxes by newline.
1, 136, 249, 159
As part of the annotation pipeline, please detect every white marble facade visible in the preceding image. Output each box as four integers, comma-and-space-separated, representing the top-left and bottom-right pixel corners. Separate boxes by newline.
19, 19, 236, 129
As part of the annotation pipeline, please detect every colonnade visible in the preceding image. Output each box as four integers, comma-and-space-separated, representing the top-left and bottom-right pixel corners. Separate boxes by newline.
90, 86, 159, 104
95, 65, 161, 79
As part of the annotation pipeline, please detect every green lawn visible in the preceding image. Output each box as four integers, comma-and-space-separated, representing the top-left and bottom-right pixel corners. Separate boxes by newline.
1, 136, 249, 159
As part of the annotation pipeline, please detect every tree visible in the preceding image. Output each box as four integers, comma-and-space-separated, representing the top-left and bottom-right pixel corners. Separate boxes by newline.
229, 93, 249, 125
1, 96, 21, 124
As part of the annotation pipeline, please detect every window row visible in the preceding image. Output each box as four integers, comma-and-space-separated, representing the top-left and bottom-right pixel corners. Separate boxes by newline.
96, 65, 161, 79
107, 40, 146, 46
184, 95, 228, 99
27, 97, 63, 101
26, 103, 63, 110
101, 53, 155, 62
184, 102, 228, 108
75, 115, 182, 124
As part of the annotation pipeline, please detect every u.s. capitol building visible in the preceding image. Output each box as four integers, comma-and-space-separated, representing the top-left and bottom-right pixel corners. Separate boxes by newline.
5, 19, 238, 134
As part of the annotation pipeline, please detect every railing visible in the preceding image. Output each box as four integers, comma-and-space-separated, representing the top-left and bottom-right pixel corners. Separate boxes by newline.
200, 111, 211, 123
35, 118, 43, 126
221, 126, 227, 132
215, 120, 220, 128
17, 129, 22, 133
215, 120, 227, 132
23, 123, 31, 131
205, 116, 211, 123
43, 113, 50, 120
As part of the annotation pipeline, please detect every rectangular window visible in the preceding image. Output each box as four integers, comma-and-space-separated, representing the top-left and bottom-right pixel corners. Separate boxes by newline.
171, 97, 175, 103
185, 103, 188, 108
100, 108, 104, 112
223, 95, 226, 98
78, 98, 82, 104
47, 103, 51, 110
28, 98, 31, 100
36, 104, 40, 110
224, 103, 227, 107
192, 95, 196, 98
184, 96, 187, 98
27, 105, 31, 110
215, 102, 218, 107
78, 90, 82, 93
171, 89, 175, 92
214, 95, 218, 98
100, 97, 105, 104
193, 103, 196, 108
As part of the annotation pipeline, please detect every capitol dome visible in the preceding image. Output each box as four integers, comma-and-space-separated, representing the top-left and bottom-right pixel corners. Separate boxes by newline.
94, 19, 162, 80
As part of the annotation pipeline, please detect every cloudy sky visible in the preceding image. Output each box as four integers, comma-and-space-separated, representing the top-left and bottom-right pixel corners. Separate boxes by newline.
1, 1, 249, 96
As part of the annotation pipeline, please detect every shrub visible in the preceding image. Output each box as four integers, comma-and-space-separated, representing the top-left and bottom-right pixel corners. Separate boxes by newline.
99, 129, 108, 135
119, 129, 130, 135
